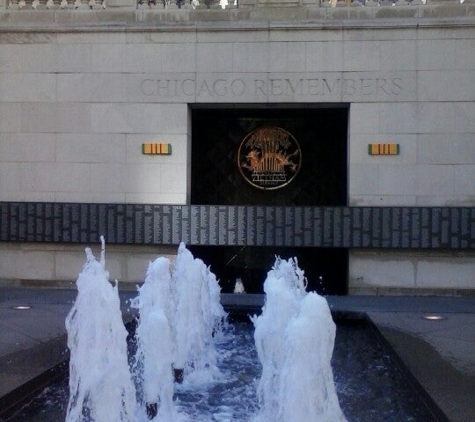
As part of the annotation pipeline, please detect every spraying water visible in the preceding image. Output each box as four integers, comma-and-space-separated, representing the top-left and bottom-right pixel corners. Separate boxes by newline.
172, 242, 227, 385
278, 293, 347, 422
131, 257, 179, 421
65, 244, 137, 422
65, 244, 344, 422
252, 256, 347, 422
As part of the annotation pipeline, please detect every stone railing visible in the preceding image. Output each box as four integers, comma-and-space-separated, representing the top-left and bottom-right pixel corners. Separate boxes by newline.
3, 0, 469, 10
6, 0, 105, 8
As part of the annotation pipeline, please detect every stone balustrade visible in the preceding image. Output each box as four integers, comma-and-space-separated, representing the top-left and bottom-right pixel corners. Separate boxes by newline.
6, 0, 104, 8
2, 0, 470, 10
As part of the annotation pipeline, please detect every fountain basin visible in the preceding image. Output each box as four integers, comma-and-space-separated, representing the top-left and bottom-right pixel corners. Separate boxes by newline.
4, 315, 442, 422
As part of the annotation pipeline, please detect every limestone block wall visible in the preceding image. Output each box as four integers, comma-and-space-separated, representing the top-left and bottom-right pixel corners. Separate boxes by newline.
0, 5, 474, 293
0, 17, 473, 206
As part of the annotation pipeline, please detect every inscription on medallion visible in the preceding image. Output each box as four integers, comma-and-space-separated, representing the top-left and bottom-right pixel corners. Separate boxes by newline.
238, 126, 301, 190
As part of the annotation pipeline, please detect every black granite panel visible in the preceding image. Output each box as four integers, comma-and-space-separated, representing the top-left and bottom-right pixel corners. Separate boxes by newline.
275, 206, 284, 246
0, 203, 473, 249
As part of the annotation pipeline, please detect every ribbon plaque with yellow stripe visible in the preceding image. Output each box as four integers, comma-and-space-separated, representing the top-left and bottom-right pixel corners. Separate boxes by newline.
368, 143, 400, 156
142, 143, 172, 155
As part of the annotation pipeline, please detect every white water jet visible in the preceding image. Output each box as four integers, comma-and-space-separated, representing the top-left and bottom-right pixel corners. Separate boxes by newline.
65, 246, 137, 422
251, 257, 307, 422
252, 256, 346, 422
131, 257, 179, 421
278, 293, 347, 422
172, 242, 227, 385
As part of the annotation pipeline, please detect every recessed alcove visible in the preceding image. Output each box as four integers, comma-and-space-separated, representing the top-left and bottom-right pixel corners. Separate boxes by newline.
190, 105, 349, 294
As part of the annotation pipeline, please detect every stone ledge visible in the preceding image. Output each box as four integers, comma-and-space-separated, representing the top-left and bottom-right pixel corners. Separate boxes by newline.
349, 286, 475, 296
0, 2, 473, 27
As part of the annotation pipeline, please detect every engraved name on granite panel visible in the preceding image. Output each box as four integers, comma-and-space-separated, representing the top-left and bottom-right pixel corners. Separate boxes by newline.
441, 208, 450, 246
350, 207, 361, 247
284, 207, 294, 246
362, 208, 372, 247
391, 208, 401, 248
18, 203, 27, 241
190, 206, 199, 244
333, 208, 343, 247
218, 206, 228, 245
53, 204, 62, 242
460, 208, 470, 248
200, 206, 209, 244
246, 207, 256, 245
26, 203, 35, 240
9, 204, 18, 241
381, 208, 391, 248
143, 206, 153, 244
302, 207, 312, 247
323, 208, 333, 247
153, 206, 163, 244
294, 207, 303, 247
1, 204, 9, 241
162, 206, 172, 244
62, 204, 72, 243
256, 206, 265, 245
86, 205, 96, 243
70, 203, 80, 243
421, 208, 431, 248
180, 206, 190, 244
25, 203, 34, 242
171, 206, 182, 245
400, 208, 410, 248
227, 207, 237, 245
209, 206, 218, 245
431, 208, 441, 248
371, 207, 381, 248
275, 207, 284, 246
471, 208, 475, 248
410, 208, 421, 248
34, 203, 44, 242
97, 204, 108, 243
237, 206, 246, 245
343, 208, 351, 248
450, 208, 461, 249
115, 205, 125, 244
79, 204, 88, 243
265, 207, 275, 246
313, 207, 323, 247
0, 205, 7, 241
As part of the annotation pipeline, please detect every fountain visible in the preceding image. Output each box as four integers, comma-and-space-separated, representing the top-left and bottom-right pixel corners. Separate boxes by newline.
5, 241, 441, 422
66, 241, 228, 422
65, 244, 347, 422
251, 257, 347, 422
64, 238, 137, 422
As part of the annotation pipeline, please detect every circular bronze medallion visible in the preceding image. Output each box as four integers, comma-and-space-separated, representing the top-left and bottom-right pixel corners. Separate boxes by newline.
237, 126, 301, 190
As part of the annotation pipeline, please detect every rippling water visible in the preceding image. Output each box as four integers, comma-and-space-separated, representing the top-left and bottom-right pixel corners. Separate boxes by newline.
6, 321, 437, 422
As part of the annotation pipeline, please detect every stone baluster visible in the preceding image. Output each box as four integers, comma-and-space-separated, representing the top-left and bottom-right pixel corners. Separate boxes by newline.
8, 0, 20, 9
34, 0, 48, 8
47, 0, 62, 8
75, 0, 90, 8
